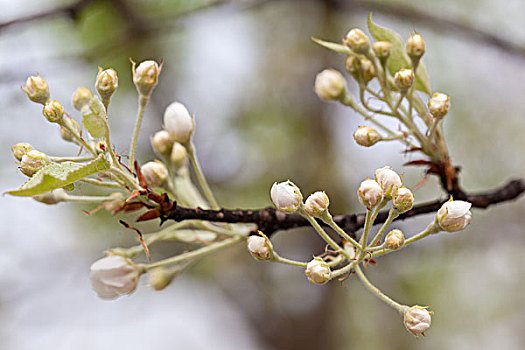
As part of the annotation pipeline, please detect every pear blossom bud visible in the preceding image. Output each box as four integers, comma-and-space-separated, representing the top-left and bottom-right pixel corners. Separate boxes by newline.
21, 74, 50, 104
11, 142, 34, 161
304, 191, 330, 217
305, 257, 331, 284
163, 102, 194, 144
95, 67, 118, 101
170, 142, 188, 168
20, 150, 51, 177
90, 255, 140, 300
372, 41, 392, 60
314, 69, 346, 101
353, 125, 381, 147
375, 166, 402, 198
428, 92, 450, 119
436, 200, 472, 232
132, 59, 161, 97
343, 240, 356, 260
59, 117, 82, 143
270, 180, 303, 213
148, 267, 181, 291
357, 179, 383, 209
33, 188, 67, 205
42, 100, 64, 123
394, 69, 414, 91
406, 33, 426, 60
385, 229, 404, 250
72, 87, 94, 112
151, 130, 173, 157
141, 160, 168, 188
343, 28, 370, 54
392, 187, 414, 213
345, 56, 375, 83
404, 306, 432, 337
247, 233, 273, 261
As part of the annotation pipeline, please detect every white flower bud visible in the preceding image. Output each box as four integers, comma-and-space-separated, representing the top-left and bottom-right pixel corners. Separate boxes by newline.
357, 179, 383, 210
270, 180, 303, 213
436, 200, 472, 232
305, 257, 331, 284
392, 187, 414, 213
163, 102, 194, 144
72, 87, 94, 112
21, 74, 50, 104
314, 69, 346, 101
42, 100, 64, 123
132, 59, 161, 97
385, 229, 404, 250
59, 117, 82, 143
343, 240, 356, 260
247, 233, 273, 261
33, 188, 67, 205
372, 41, 392, 60
90, 255, 140, 300
343, 28, 370, 54
345, 56, 375, 84
375, 166, 402, 198
20, 150, 51, 177
353, 125, 381, 147
170, 142, 188, 168
404, 305, 432, 337
151, 130, 173, 157
406, 33, 426, 59
141, 160, 168, 188
11, 142, 34, 161
95, 67, 118, 101
304, 191, 330, 217
394, 68, 414, 91
428, 92, 450, 119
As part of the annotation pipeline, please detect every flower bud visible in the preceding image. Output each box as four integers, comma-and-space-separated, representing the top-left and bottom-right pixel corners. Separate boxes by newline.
372, 41, 392, 60
343, 28, 370, 54
170, 142, 188, 168
72, 87, 94, 112
90, 255, 140, 300
436, 200, 472, 232
392, 187, 414, 213
132, 59, 161, 97
33, 188, 67, 205
343, 240, 356, 260
406, 33, 426, 60
21, 74, 50, 104
148, 266, 181, 291
428, 92, 450, 119
394, 69, 414, 91
59, 117, 82, 143
151, 130, 173, 157
42, 100, 64, 123
95, 67, 118, 101
385, 229, 404, 250
314, 69, 346, 101
357, 179, 383, 210
11, 142, 34, 161
375, 166, 402, 198
404, 305, 432, 337
353, 125, 381, 147
345, 56, 375, 84
163, 102, 194, 144
304, 191, 330, 217
270, 180, 303, 213
247, 233, 273, 261
305, 257, 331, 284
20, 150, 51, 177
141, 160, 168, 188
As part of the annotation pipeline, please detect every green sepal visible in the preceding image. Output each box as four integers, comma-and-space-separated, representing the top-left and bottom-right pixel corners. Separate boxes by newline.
311, 37, 355, 56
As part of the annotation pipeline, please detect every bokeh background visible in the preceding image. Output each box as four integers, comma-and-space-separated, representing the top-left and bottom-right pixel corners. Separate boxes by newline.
1, 0, 524, 349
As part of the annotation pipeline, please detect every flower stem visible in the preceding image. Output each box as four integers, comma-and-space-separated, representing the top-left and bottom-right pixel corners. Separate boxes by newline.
272, 253, 308, 268
129, 95, 149, 168
354, 264, 405, 313
321, 211, 362, 250
368, 208, 399, 248
185, 141, 220, 209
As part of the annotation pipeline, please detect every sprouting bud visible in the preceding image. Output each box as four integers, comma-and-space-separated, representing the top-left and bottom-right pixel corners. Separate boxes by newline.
90, 255, 140, 300
42, 100, 64, 123
353, 125, 381, 147
372, 41, 392, 60
406, 33, 426, 60
247, 233, 274, 261
270, 180, 303, 213
132, 59, 161, 97
33, 188, 67, 205
436, 200, 472, 232
375, 166, 402, 198
20, 150, 51, 177
304, 191, 330, 217
394, 68, 414, 91
148, 266, 181, 291
314, 69, 346, 101
357, 179, 383, 210
151, 130, 173, 157
59, 117, 82, 143
345, 56, 375, 84
21, 74, 50, 104
163, 102, 194, 144
11, 142, 34, 161
305, 257, 331, 284
141, 160, 168, 188
343, 28, 370, 54
385, 229, 404, 250
392, 187, 414, 213
404, 305, 432, 337
72, 87, 94, 112
95, 67, 118, 101
428, 92, 450, 119
170, 142, 188, 168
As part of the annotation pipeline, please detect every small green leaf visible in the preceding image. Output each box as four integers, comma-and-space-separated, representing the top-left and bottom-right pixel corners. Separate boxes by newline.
5, 154, 110, 197
312, 37, 354, 55
82, 96, 109, 138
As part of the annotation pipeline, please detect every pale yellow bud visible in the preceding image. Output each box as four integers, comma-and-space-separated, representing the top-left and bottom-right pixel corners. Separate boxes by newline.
42, 100, 64, 123
343, 28, 370, 54
72, 87, 94, 112
406, 33, 426, 59
305, 257, 331, 284
385, 229, 404, 250
11, 142, 34, 161
314, 69, 346, 101
21, 74, 50, 104
372, 41, 392, 60
392, 187, 414, 213
304, 191, 330, 217
353, 126, 381, 147
394, 69, 414, 91
428, 92, 450, 118
95, 67, 118, 101
132, 59, 161, 97
404, 306, 432, 337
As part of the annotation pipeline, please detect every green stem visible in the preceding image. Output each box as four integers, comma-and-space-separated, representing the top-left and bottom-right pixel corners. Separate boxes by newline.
321, 211, 362, 250
80, 178, 123, 189
355, 264, 405, 313
185, 141, 220, 209
368, 208, 399, 248
58, 120, 96, 155
129, 95, 149, 168
49, 155, 95, 162
60, 194, 117, 203
272, 253, 308, 268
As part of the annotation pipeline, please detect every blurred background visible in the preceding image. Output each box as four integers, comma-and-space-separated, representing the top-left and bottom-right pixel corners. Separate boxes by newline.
1, 0, 524, 349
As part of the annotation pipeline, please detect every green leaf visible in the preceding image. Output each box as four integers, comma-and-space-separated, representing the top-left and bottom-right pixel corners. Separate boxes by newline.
312, 37, 354, 55
82, 96, 109, 138
5, 154, 110, 197
367, 13, 431, 95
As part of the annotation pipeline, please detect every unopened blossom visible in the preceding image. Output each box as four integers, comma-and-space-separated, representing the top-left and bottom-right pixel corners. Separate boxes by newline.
314, 69, 346, 101
353, 126, 381, 147
270, 180, 303, 213
247, 234, 273, 261
392, 187, 414, 213
375, 166, 402, 198
385, 229, 404, 250
343, 28, 370, 54
20, 150, 51, 177
304, 191, 330, 217
305, 257, 331, 284
428, 92, 450, 119
163, 102, 194, 144
90, 255, 140, 300
151, 130, 173, 157
406, 33, 426, 59
404, 306, 432, 337
132, 60, 161, 97
436, 200, 472, 232
11, 142, 34, 161
21, 74, 50, 104
357, 179, 383, 209
394, 68, 414, 91
72, 87, 93, 112
141, 161, 168, 188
